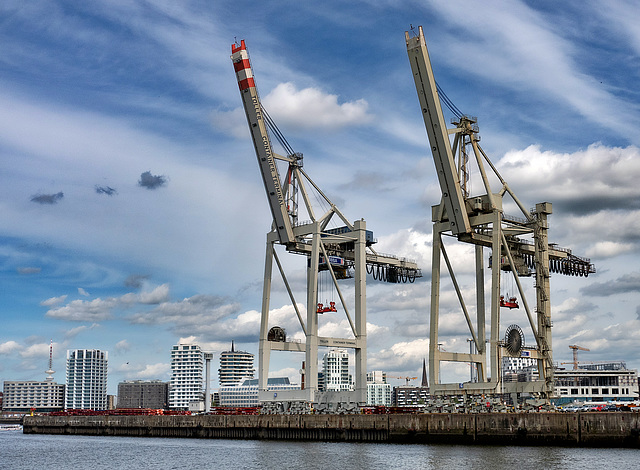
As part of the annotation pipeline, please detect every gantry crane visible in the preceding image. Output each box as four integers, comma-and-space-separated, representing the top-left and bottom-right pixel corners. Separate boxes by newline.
406, 26, 595, 400
231, 40, 421, 404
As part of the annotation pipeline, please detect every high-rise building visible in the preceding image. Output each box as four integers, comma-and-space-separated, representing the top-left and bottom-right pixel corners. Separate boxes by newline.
66, 349, 108, 410
322, 349, 353, 392
218, 342, 255, 385
169, 343, 203, 409
117, 380, 168, 409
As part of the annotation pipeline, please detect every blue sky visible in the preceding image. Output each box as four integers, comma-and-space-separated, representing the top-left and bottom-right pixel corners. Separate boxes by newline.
1, 1, 640, 395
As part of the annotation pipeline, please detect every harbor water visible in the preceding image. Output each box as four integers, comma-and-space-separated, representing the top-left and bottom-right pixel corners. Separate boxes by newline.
1, 431, 638, 469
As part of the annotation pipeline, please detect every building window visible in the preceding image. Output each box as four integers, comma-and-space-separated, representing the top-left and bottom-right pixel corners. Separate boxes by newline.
571, 388, 578, 395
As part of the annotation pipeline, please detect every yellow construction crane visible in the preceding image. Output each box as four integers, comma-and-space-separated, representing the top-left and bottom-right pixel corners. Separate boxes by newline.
562, 345, 590, 370
388, 376, 418, 386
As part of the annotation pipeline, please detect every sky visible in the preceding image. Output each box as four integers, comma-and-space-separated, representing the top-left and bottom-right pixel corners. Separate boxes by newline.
1, 0, 640, 396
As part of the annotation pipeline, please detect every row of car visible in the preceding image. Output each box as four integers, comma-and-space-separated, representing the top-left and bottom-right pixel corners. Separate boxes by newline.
559, 404, 634, 412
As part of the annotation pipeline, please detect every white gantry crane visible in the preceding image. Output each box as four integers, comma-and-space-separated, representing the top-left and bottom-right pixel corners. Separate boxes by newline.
406, 26, 594, 400
231, 40, 421, 405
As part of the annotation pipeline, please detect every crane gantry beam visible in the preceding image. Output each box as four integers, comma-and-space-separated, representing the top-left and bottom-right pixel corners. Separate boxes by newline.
406, 26, 595, 401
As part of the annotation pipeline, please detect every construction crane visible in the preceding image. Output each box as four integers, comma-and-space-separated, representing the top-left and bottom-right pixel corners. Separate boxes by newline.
231, 40, 421, 405
562, 345, 591, 370
406, 26, 595, 401
388, 376, 419, 386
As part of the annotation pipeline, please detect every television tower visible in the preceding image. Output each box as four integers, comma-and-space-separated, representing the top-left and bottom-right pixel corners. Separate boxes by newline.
45, 339, 55, 381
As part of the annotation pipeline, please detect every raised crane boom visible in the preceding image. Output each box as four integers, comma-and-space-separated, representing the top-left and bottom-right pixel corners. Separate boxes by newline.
231, 40, 295, 245
406, 28, 471, 236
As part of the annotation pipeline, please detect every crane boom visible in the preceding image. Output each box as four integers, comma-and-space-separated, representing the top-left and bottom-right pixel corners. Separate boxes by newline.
406, 27, 471, 235
231, 40, 295, 244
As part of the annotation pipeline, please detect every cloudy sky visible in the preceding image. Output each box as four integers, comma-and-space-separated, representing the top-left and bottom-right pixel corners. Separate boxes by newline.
1, 1, 640, 395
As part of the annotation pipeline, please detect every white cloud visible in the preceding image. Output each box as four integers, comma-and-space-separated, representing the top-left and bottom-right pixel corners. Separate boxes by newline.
586, 241, 635, 259
369, 338, 429, 371
0, 341, 21, 355
262, 82, 373, 131
19, 342, 52, 358
78, 287, 90, 297
40, 295, 67, 307
121, 284, 170, 305
135, 363, 170, 380
46, 297, 116, 322
46, 284, 173, 322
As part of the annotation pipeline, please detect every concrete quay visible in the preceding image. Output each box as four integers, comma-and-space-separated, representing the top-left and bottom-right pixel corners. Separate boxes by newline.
22, 412, 640, 447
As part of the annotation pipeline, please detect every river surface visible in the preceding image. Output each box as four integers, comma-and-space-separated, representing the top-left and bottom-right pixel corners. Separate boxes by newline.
1, 431, 637, 469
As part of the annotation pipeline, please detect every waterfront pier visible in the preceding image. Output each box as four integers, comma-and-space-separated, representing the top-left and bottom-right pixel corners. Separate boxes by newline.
23, 412, 640, 448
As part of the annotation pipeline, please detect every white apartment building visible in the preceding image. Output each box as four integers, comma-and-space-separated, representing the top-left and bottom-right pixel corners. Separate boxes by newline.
218, 342, 255, 385
322, 349, 353, 392
2, 381, 65, 412
367, 383, 392, 406
66, 349, 108, 410
169, 343, 203, 409
218, 377, 299, 407
366, 370, 391, 406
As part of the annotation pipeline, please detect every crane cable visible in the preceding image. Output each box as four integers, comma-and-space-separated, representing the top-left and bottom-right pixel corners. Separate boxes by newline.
436, 81, 464, 119
262, 106, 295, 156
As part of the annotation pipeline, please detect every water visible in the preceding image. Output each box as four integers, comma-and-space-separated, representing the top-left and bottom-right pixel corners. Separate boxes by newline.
0, 431, 637, 469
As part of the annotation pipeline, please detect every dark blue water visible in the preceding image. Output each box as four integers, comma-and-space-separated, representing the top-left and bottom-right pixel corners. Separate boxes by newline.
0, 431, 637, 469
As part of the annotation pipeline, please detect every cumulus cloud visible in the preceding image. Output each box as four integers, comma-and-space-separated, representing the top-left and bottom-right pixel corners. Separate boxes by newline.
40, 295, 68, 307
46, 297, 117, 321
45, 285, 171, 322
262, 82, 373, 131
19, 342, 54, 358
135, 363, 170, 379
120, 284, 170, 305
498, 144, 640, 215
130, 294, 240, 327
368, 338, 429, 372
78, 287, 90, 297
116, 361, 170, 380
0, 340, 21, 355
138, 171, 167, 189
586, 241, 635, 259
30, 191, 64, 204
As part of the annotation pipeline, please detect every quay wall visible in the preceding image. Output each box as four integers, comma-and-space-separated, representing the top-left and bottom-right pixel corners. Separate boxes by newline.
22, 413, 640, 447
